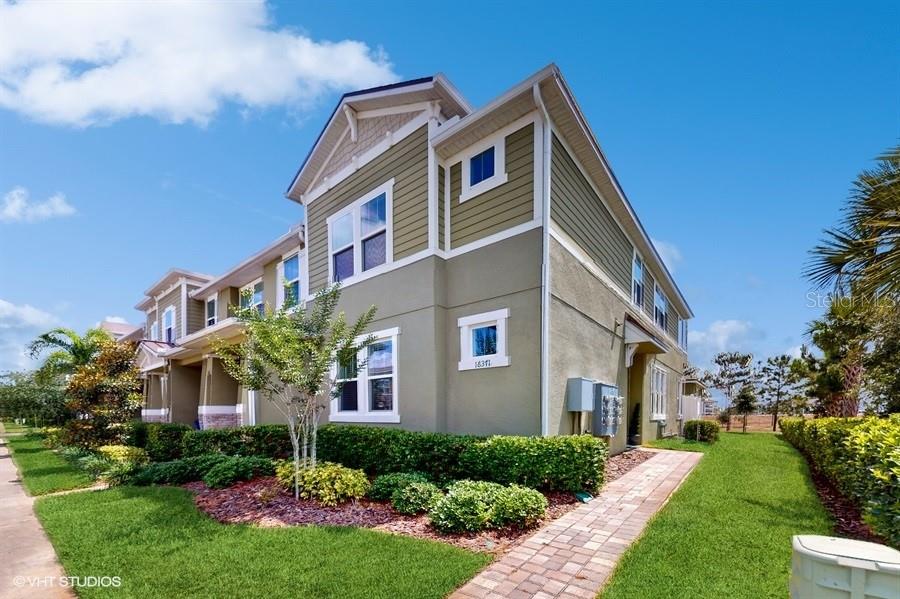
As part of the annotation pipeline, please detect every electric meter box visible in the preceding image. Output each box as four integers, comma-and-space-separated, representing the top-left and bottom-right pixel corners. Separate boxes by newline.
566, 377, 595, 412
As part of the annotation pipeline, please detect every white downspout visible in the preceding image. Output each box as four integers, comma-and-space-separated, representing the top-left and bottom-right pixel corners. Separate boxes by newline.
533, 81, 553, 437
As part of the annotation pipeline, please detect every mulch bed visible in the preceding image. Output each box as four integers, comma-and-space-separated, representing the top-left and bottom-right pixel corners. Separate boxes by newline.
186, 448, 654, 554
807, 467, 887, 545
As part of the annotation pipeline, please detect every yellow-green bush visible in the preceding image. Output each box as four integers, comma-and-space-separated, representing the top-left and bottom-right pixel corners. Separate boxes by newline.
276, 461, 369, 507
780, 415, 900, 547
97, 445, 149, 465
41, 427, 63, 448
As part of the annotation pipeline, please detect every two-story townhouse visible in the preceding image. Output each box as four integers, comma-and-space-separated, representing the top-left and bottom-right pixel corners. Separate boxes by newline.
282, 64, 694, 453
134, 227, 305, 428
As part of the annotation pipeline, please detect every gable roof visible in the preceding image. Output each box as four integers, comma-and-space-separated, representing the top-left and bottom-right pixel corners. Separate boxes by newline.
432, 64, 693, 318
135, 268, 214, 311
285, 75, 471, 202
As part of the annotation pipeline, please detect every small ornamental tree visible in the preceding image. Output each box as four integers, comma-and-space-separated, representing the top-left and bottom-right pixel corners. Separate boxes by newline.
734, 385, 757, 433
214, 284, 376, 499
64, 340, 143, 447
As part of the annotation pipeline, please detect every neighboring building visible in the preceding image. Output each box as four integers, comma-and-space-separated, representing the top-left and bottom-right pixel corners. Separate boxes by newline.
702, 398, 719, 416
280, 64, 693, 453
98, 319, 142, 343
679, 377, 709, 423
134, 228, 304, 428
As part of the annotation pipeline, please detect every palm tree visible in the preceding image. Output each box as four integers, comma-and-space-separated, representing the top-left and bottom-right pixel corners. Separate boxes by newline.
28, 327, 112, 382
806, 145, 900, 297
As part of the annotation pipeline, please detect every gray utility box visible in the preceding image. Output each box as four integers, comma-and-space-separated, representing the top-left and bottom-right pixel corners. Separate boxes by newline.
566, 378, 623, 437
593, 384, 622, 437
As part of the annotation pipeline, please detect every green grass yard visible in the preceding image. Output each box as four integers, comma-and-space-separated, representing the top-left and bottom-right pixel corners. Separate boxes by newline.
601, 433, 833, 599
5, 434, 93, 495
1, 419, 33, 434
36, 486, 490, 599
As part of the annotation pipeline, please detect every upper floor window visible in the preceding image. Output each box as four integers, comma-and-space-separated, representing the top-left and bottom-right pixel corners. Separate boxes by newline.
679, 319, 688, 351
654, 286, 668, 331
280, 253, 301, 307
241, 280, 264, 316
458, 308, 510, 371
206, 296, 217, 327
150, 321, 159, 341
163, 307, 175, 343
328, 181, 393, 284
469, 146, 495, 186
458, 132, 508, 203
632, 255, 644, 307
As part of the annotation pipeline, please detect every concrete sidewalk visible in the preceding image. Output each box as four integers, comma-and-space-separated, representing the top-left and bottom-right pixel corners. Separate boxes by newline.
0, 435, 73, 598
452, 449, 703, 599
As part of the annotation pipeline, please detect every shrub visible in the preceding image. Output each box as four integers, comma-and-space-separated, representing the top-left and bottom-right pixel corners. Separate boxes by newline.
104, 461, 143, 486
460, 435, 607, 492
428, 480, 548, 533
181, 425, 292, 459
77, 454, 113, 479
132, 454, 229, 486
59, 445, 93, 462
145, 423, 191, 462
97, 445, 149, 465
369, 472, 431, 501
124, 420, 148, 448
780, 415, 900, 546
391, 482, 443, 514
317, 425, 478, 482
42, 427, 63, 448
202, 456, 275, 489
276, 461, 369, 507
683, 420, 720, 443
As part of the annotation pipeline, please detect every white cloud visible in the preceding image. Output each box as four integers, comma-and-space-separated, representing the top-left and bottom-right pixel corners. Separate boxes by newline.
688, 319, 764, 369
651, 238, 682, 274
0, 1, 398, 126
0, 299, 58, 372
786, 345, 804, 359
1, 187, 76, 223
103, 316, 128, 324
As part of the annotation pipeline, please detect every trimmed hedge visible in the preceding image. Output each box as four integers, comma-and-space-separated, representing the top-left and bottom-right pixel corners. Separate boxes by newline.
369, 472, 431, 501
780, 415, 900, 547
146, 423, 191, 462
132, 454, 229, 486
391, 481, 443, 514
682, 420, 720, 443
181, 425, 292, 459
460, 434, 607, 492
139, 423, 608, 492
202, 456, 275, 489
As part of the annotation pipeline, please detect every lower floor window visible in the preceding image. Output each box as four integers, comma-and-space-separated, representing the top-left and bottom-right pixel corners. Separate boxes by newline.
331, 327, 399, 423
458, 308, 509, 371
651, 364, 668, 420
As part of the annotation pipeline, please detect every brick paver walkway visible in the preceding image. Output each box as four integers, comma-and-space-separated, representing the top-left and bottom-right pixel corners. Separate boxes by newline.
451, 449, 702, 599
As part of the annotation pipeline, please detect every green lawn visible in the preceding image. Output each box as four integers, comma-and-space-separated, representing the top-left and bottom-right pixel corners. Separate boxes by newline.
601, 433, 832, 599
36, 486, 491, 599
1, 420, 33, 434
644, 437, 712, 452
5, 434, 94, 495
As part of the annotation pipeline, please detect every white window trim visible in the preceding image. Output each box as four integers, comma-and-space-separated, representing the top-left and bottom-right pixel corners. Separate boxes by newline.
651, 364, 668, 421
162, 306, 176, 343
330, 326, 400, 423
241, 278, 264, 314
149, 321, 159, 341
458, 308, 510, 371
654, 284, 668, 332
631, 251, 644, 308
326, 179, 394, 286
277, 249, 304, 310
458, 131, 508, 204
205, 295, 217, 327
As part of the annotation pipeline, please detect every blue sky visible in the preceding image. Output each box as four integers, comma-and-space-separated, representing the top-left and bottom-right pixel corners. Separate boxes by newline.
0, 0, 898, 372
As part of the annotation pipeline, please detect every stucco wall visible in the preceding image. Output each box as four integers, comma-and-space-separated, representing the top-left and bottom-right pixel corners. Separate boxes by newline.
168, 364, 201, 425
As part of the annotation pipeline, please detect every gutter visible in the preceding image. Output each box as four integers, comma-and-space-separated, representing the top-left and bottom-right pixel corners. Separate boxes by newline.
533, 81, 553, 437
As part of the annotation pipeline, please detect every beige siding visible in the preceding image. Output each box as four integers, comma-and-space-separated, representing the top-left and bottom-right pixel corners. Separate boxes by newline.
550, 134, 633, 293
438, 165, 446, 250
667, 301, 679, 339
157, 286, 181, 342
216, 287, 239, 321
449, 123, 534, 248
307, 125, 429, 292
145, 310, 157, 338
185, 284, 204, 334
320, 112, 420, 182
